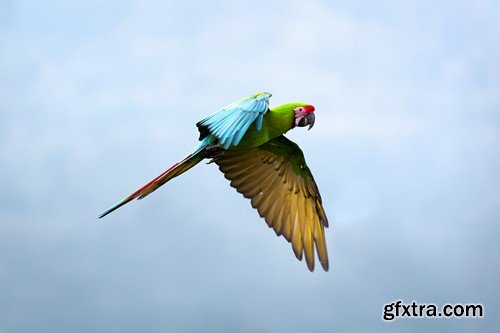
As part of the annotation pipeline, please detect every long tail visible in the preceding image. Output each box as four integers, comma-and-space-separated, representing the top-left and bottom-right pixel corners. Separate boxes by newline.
99, 138, 212, 218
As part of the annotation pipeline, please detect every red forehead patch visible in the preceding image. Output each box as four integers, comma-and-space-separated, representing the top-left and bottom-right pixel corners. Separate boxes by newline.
304, 105, 315, 114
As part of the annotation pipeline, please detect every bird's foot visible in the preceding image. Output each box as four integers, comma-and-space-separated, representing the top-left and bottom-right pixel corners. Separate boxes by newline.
205, 144, 226, 164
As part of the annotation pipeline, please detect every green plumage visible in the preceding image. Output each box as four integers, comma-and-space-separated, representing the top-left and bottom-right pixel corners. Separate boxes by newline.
99, 92, 329, 271
231, 102, 309, 148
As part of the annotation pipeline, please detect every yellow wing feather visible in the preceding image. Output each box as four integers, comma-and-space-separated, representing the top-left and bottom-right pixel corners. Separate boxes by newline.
216, 136, 329, 271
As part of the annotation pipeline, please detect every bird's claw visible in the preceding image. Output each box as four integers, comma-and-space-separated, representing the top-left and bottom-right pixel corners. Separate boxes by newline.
205, 144, 226, 163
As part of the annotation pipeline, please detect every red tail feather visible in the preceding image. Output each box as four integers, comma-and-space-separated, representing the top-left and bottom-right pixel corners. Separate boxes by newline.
99, 153, 204, 218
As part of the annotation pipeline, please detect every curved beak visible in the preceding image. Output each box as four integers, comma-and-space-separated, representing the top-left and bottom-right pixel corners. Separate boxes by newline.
306, 112, 315, 130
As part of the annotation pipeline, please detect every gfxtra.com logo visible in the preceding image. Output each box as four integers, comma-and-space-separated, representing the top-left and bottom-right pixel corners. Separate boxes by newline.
383, 300, 484, 321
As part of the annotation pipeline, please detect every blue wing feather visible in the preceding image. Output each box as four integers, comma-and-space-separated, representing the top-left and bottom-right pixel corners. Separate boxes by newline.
255, 113, 263, 131
197, 92, 271, 149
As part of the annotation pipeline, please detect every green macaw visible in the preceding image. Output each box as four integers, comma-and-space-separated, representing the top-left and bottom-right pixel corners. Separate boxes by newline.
100, 92, 329, 271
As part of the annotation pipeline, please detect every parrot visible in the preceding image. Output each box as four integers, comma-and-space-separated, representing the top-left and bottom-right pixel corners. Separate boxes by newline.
99, 92, 330, 271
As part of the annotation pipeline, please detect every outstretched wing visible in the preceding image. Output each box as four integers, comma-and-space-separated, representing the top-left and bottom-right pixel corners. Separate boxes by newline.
215, 135, 329, 271
197, 92, 271, 149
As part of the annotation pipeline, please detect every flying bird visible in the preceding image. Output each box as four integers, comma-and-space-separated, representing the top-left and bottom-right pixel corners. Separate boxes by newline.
99, 92, 330, 271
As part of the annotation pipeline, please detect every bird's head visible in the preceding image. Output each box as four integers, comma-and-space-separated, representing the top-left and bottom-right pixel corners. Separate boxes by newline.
294, 104, 316, 130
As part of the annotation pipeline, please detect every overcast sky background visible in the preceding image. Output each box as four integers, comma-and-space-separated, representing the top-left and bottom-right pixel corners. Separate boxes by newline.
1, 0, 499, 332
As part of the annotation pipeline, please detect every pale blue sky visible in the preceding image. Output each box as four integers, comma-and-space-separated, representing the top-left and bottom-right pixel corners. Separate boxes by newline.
1, 0, 499, 332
